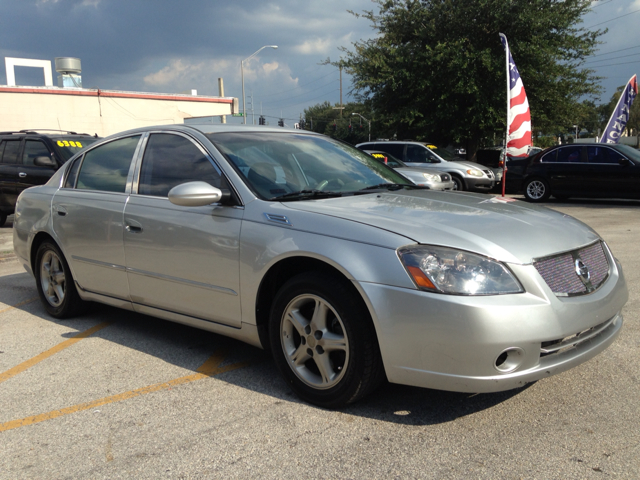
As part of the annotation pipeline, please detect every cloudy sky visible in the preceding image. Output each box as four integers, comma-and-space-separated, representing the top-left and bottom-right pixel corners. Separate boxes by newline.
0, 0, 638, 126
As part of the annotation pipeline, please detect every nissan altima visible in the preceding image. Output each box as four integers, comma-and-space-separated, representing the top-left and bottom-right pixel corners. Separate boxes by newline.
13, 124, 628, 408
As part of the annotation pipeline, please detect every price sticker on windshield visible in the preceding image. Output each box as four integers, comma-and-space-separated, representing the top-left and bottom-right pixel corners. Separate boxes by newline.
57, 140, 84, 148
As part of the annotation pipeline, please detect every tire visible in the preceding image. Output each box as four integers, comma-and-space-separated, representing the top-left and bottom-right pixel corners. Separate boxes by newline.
269, 271, 384, 408
451, 175, 465, 191
523, 178, 551, 202
0, 213, 6, 228
34, 241, 86, 318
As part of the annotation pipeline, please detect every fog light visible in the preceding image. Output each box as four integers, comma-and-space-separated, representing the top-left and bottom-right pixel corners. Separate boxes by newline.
494, 347, 525, 373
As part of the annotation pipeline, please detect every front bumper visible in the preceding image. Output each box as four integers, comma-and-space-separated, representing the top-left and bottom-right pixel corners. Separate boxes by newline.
465, 177, 494, 192
357, 257, 628, 393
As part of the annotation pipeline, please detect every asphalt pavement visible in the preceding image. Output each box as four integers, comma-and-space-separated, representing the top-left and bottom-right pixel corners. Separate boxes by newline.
0, 200, 638, 479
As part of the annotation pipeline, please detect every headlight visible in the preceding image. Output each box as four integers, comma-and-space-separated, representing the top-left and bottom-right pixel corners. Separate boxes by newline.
421, 173, 441, 182
466, 169, 483, 177
398, 245, 523, 295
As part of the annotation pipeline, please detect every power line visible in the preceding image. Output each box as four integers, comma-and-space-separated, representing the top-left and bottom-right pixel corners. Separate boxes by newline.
261, 81, 338, 105
591, 0, 616, 9
259, 70, 337, 99
584, 52, 640, 65
587, 45, 640, 58
584, 7, 640, 29
583, 60, 640, 68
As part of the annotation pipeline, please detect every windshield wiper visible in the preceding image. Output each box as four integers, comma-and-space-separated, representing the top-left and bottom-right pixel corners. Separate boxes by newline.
270, 189, 343, 201
356, 183, 427, 192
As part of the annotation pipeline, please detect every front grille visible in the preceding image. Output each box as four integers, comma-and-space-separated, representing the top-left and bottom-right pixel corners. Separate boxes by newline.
483, 169, 493, 178
533, 242, 609, 296
540, 317, 615, 357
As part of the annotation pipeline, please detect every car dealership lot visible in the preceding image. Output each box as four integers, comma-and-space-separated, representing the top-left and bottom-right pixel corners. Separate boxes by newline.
1, 199, 639, 479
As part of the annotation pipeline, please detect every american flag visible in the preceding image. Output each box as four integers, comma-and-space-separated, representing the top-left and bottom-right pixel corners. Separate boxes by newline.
499, 33, 532, 157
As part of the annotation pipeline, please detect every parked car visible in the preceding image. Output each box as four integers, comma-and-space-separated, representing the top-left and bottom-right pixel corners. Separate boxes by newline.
363, 150, 454, 190
522, 143, 640, 202
0, 129, 99, 227
356, 141, 495, 192
14, 124, 628, 408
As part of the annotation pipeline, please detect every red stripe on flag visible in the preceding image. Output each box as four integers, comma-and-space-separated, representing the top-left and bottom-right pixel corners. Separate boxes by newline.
507, 133, 532, 149
509, 88, 527, 108
509, 111, 531, 134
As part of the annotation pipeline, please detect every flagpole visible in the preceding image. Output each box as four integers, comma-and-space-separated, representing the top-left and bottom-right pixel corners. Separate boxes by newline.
501, 33, 510, 197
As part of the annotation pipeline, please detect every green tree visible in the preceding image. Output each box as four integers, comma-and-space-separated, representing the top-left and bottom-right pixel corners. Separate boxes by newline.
303, 101, 374, 144
341, 0, 604, 160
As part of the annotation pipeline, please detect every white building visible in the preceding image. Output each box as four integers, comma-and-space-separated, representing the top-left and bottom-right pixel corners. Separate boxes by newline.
1, 57, 238, 137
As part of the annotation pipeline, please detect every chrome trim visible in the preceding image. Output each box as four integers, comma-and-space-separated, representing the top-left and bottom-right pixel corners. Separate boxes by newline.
264, 213, 292, 226
125, 267, 238, 296
540, 316, 616, 354
71, 255, 126, 271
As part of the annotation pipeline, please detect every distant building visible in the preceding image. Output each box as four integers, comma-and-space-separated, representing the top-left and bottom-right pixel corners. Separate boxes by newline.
1, 57, 238, 137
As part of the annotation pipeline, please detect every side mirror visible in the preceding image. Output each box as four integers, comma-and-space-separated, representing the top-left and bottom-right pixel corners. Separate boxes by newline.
34, 156, 57, 168
168, 181, 227, 207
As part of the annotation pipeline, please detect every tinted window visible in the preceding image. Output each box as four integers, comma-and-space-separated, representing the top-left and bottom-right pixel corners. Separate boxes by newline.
376, 143, 404, 159
64, 155, 83, 188
23, 140, 51, 166
138, 133, 221, 197
1, 140, 21, 164
76, 136, 140, 193
406, 145, 429, 163
556, 146, 583, 163
540, 150, 557, 163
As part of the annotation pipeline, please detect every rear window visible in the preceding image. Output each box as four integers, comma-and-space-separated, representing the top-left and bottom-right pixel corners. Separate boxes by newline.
53, 137, 99, 161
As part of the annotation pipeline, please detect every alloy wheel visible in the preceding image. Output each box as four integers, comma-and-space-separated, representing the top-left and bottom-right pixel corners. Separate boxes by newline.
40, 250, 66, 307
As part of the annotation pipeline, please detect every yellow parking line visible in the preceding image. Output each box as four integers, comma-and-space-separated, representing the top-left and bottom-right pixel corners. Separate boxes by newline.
0, 296, 39, 315
0, 349, 249, 432
0, 322, 111, 385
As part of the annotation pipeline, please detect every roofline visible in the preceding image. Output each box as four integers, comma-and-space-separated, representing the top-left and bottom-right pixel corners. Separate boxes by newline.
0, 85, 234, 104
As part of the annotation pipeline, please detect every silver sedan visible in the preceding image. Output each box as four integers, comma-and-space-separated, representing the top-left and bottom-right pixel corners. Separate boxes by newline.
13, 124, 628, 408
363, 150, 454, 190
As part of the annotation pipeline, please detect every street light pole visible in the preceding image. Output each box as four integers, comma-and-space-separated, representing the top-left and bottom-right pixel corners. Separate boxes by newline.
352, 112, 371, 141
242, 45, 278, 125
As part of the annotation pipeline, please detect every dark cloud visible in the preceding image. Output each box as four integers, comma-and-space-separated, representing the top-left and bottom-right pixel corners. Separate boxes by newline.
0, 0, 636, 124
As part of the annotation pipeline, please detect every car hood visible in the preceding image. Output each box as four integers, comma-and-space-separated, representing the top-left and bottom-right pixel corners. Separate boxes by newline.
282, 191, 600, 264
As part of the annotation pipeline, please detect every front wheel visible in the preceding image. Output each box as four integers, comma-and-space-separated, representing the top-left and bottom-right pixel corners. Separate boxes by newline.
34, 241, 86, 318
523, 178, 551, 202
269, 272, 384, 408
451, 175, 465, 191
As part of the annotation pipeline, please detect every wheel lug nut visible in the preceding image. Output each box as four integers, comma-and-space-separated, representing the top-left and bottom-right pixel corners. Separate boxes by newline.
301, 337, 306, 345
307, 348, 313, 357
314, 331, 322, 340
304, 325, 311, 335
316, 346, 324, 354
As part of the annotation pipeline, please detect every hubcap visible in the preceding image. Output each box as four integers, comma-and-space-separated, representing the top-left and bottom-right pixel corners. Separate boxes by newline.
40, 250, 66, 307
280, 294, 349, 389
527, 181, 545, 199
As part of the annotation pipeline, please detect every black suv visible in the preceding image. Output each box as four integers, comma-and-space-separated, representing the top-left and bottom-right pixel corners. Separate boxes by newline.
0, 130, 99, 226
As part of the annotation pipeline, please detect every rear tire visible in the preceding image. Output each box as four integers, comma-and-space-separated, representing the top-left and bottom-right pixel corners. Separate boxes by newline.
269, 271, 384, 408
523, 178, 551, 202
34, 241, 86, 318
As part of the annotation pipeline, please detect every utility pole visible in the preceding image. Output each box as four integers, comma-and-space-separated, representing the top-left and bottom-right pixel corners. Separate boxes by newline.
339, 65, 343, 117
218, 78, 226, 124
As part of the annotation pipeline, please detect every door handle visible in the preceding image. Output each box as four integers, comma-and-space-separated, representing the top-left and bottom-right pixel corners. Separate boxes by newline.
54, 205, 67, 216
125, 219, 143, 233
18, 172, 27, 178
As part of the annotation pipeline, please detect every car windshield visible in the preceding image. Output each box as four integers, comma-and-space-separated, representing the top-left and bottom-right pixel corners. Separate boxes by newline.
208, 132, 411, 200
426, 145, 456, 161
615, 144, 640, 163
367, 151, 406, 168
52, 137, 99, 161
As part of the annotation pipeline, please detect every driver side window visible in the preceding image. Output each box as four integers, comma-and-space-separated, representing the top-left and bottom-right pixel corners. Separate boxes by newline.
406, 145, 428, 163
138, 133, 222, 197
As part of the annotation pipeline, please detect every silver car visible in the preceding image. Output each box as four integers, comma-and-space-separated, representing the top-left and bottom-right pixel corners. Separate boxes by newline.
13, 124, 628, 408
356, 141, 496, 191
363, 150, 454, 190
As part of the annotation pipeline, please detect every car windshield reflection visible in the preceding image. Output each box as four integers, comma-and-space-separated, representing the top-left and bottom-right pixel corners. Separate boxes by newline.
208, 132, 410, 200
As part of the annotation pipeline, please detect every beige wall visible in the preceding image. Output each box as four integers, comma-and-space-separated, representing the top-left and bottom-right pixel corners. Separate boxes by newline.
0, 86, 237, 137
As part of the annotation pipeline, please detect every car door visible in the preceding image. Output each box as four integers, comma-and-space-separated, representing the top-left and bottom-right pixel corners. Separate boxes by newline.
16, 139, 59, 195
404, 144, 442, 169
51, 135, 142, 300
0, 139, 23, 211
542, 145, 586, 194
585, 146, 639, 198
123, 132, 243, 327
